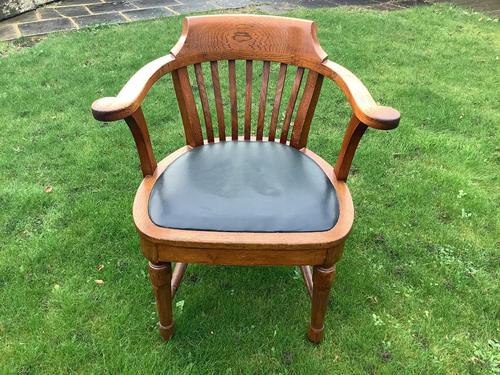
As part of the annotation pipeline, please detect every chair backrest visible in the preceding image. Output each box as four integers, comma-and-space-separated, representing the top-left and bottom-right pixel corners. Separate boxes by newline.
168, 15, 329, 149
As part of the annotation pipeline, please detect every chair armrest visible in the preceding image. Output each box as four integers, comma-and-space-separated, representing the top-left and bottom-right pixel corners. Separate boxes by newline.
92, 54, 177, 122
322, 60, 400, 130
91, 54, 179, 176
334, 115, 367, 181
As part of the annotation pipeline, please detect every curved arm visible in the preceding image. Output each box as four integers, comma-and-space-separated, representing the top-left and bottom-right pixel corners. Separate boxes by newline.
91, 54, 181, 176
334, 114, 367, 181
90, 54, 179, 176
92, 54, 179, 122
125, 107, 157, 177
321, 60, 400, 130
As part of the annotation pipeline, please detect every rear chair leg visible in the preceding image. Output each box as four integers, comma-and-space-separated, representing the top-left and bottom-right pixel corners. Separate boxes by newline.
148, 262, 174, 341
307, 264, 336, 343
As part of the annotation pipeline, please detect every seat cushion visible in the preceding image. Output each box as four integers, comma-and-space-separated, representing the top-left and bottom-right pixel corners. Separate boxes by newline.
148, 142, 339, 232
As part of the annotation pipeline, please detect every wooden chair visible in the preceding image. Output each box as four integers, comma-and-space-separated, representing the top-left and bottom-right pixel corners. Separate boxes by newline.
91, 14, 399, 343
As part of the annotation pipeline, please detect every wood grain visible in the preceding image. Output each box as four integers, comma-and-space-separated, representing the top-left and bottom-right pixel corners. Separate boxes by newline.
334, 114, 368, 181
149, 262, 174, 340
268, 63, 287, 142
171, 67, 204, 147
210, 60, 226, 141
228, 60, 238, 140
300, 265, 313, 298
244, 60, 253, 140
290, 70, 323, 149
171, 262, 187, 296
124, 107, 157, 177
280, 67, 304, 144
307, 264, 336, 343
194, 63, 215, 143
170, 15, 328, 67
319, 60, 400, 130
256, 61, 271, 140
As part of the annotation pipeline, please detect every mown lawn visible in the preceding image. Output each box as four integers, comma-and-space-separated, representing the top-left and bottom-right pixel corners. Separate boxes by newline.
0, 4, 498, 374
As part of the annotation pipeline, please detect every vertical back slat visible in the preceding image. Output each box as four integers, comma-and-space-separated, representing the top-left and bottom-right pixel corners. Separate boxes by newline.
268, 63, 287, 142
210, 61, 226, 141
290, 70, 324, 149
194, 63, 215, 143
244, 60, 253, 140
256, 61, 271, 141
280, 67, 304, 144
228, 60, 238, 140
171, 67, 204, 147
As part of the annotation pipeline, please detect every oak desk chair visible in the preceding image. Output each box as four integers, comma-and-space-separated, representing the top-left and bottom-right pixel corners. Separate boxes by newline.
92, 14, 399, 343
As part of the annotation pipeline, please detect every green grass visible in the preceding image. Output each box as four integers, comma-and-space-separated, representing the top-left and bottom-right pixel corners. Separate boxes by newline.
0, 4, 499, 374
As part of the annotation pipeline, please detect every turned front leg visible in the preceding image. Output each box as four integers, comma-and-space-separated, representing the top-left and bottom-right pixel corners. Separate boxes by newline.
307, 264, 336, 343
148, 262, 174, 341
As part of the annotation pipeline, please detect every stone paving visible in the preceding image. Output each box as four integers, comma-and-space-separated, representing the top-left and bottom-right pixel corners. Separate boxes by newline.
0, 0, 497, 41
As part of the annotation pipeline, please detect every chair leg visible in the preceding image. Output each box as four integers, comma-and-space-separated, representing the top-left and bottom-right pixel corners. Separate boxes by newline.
148, 261, 174, 341
307, 264, 336, 343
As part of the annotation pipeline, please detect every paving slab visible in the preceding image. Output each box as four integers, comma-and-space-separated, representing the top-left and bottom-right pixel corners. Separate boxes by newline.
131, 0, 179, 8
56, 5, 92, 16
256, 3, 288, 12
212, 0, 258, 8
170, 1, 220, 14
74, 11, 126, 26
37, 8, 63, 19
18, 17, 74, 36
294, 0, 338, 7
2, 10, 40, 25
0, 24, 19, 40
87, 1, 137, 13
49, 0, 104, 5
123, 7, 175, 20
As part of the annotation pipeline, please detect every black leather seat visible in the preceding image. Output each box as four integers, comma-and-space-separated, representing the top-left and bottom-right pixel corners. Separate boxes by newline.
149, 142, 339, 232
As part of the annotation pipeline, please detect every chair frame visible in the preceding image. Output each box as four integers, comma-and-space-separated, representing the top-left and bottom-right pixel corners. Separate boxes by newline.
92, 14, 400, 343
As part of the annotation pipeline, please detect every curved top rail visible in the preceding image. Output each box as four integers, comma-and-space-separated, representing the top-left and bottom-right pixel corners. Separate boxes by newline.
170, 14, 328, 67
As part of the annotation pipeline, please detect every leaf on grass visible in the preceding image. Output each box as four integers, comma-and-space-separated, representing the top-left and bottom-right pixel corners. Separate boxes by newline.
96, 264, 104, 271
44, 186, 52, 193
95, 279, 104, 285
176, 300, 185, 312
367, 296, 379, 305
